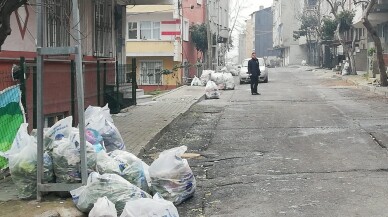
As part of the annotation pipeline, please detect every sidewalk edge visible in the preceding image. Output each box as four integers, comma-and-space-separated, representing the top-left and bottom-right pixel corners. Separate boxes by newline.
137, 93, 206, 157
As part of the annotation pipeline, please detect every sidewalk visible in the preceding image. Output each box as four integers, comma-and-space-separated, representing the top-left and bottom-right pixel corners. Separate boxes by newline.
305, 66, 388, 97
112, 85, 205, 157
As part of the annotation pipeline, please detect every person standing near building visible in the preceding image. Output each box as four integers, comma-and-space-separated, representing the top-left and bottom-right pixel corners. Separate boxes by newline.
248, 52, 261, 95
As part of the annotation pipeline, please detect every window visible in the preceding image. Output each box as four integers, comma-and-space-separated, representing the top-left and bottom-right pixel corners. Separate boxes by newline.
94, 0, 113, 57
140, 21, 161, 40
44, 113, 65, 128
128, 22, 137, 39
140, 61, 163, 85
45, 0, 71, 47
183, 20, 189, 41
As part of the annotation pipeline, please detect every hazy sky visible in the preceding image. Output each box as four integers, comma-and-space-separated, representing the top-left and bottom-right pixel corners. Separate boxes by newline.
228, 0, 274, 59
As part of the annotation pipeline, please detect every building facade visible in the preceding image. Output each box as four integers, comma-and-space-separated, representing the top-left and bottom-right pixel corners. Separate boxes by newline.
0, 0, 125, 129
273, 0, 307, 65
254, 6, 279, 59
207, 0, 230, 69
126, 0, 205, 91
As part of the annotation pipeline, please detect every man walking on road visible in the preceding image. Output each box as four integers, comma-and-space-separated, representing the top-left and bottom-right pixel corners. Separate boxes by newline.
248, 52, 261, 95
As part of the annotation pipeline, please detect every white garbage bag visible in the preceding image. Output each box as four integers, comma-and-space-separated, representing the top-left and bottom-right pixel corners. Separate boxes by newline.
210, 72, 224, 85
86, 109, 125, 152
70, 172, 151, 214
200, 70, 213, 85
44, 116, 73, 150
89, 196, 118, 217
223, 73, 235, 90
109, 150, 149, 192
120, 193, 179, 217
149, 146, 196, 205
1, 123, 54, 199
190, 76, 202, 86
205, 81, 220, 99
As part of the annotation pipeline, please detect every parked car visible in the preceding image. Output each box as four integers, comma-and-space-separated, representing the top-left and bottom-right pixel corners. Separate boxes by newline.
239, 58, 268, 84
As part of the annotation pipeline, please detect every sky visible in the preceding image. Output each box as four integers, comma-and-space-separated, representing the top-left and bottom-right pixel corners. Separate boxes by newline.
228, 0, 274, 60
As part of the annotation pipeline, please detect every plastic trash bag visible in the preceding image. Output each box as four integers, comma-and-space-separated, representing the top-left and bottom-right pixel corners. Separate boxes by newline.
70, 172, 151, 214
200, 70, 213, 86
44, 116, 73, 150
96, 151, 122, 175
52, 138, 81, 183
0, 123, 54, 198
190, 76, 202, 86
120, 193, 179, 217
149, 146, 196, 205
85, 104, 113, 124
89, 196, 117, 217
53, 128, 98, 183
109, 150, 149, 192
205, 81, 220, 99
210, 72, 224, 85
86, 110, 125, 152
223, 73, 235, 90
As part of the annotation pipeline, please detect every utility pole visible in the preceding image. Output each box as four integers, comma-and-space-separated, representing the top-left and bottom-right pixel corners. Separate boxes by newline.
206, 0, 212, 69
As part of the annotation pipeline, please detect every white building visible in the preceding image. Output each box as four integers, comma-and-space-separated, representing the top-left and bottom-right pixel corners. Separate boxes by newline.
273, 0, 307, 65
207, 0, 230, 68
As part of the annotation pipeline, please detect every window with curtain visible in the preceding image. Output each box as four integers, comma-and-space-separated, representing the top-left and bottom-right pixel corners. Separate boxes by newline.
140, 21, 160, 40
140, 61, 163, 85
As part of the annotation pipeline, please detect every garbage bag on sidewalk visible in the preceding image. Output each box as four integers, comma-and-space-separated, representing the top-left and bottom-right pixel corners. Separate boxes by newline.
70, 172, 151, 214
110, 150, 149, 192
190, 76, 202, 86
44, 116, 73, 150
149, 146, 196, 205
86, 109, 125, 152
223, 73, 235, 90
52, 138, 81, 183
89, 196, 117, 217
1, 123, 54, 199
205, 81, 220, 99
200, 70, 213, 86
120, 193, 179, 217
53, 127, 98, 183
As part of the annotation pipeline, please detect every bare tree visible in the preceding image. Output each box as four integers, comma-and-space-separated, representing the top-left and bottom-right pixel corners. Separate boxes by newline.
0, 0, 28, 50
325, 0, 357, 75
353, 0, 387, 86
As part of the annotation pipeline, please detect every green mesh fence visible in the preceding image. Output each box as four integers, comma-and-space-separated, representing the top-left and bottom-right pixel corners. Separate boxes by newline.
0, 85, 25, 169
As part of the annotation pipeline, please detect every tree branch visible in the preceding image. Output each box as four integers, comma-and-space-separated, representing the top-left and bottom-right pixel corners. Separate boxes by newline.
0, 0, 28, 51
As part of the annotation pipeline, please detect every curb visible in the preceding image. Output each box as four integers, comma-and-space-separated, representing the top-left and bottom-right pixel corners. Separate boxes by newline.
333, 74, 388, 97
152, 85, 187, 101
137, 93, 206, 157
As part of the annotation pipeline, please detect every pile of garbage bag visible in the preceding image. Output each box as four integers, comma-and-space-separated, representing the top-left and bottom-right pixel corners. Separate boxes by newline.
5, 104, 196, 216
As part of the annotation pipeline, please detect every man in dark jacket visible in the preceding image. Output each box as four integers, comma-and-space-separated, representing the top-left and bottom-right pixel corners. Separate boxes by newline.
248, 52, 261, 95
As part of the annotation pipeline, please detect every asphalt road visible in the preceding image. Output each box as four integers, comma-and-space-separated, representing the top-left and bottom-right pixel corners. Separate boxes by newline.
143, 66, 388, 217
